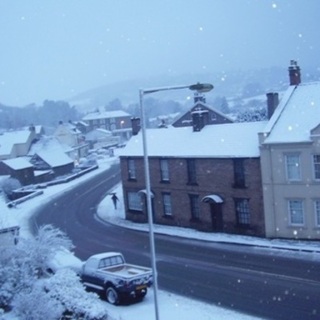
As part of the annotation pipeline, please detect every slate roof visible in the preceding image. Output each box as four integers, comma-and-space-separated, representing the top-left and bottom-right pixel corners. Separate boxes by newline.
0, 130, 31, 156
120, 121, 267, 158
2, 158, 33, 170
262, 82, 320, 144
82, 110, 130, 121
35, 149, 73, 167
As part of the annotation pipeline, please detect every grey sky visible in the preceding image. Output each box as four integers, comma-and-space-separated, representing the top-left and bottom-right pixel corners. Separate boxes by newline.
1, 0, 319, 106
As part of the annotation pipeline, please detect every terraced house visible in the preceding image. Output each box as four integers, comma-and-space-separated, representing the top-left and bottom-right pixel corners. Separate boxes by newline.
120, 100, 267, 237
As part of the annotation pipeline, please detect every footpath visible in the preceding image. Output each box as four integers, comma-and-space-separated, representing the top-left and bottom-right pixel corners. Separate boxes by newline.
96, 183, 320, 255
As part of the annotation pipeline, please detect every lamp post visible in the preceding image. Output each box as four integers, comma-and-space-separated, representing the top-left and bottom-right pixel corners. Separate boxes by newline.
139, 82, 213, 320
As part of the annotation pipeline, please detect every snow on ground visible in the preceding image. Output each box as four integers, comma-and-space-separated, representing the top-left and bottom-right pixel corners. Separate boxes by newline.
1, 152, 320, 320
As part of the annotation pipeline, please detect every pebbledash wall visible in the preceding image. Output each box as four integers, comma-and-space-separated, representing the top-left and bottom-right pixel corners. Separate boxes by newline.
120, 156, 265, 237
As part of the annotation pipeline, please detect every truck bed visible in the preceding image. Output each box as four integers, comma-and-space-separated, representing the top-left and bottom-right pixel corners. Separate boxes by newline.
100, 264, 151, 277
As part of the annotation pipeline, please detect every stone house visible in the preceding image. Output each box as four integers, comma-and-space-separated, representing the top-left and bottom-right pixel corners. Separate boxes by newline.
259, 61, 320, 239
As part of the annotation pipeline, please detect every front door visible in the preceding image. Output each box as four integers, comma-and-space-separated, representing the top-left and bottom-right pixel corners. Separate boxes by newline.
210, 203, 223, 232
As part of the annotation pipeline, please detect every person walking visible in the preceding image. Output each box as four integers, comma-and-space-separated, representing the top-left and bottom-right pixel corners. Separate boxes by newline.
111, 193, 119, 209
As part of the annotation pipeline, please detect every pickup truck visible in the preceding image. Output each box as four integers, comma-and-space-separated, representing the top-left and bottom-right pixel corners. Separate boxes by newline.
80, 252, 153, 304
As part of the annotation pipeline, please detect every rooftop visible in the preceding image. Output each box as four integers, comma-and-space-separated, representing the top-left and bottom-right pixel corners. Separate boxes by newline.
262, 82, 320, 144
120, 121, 267, 158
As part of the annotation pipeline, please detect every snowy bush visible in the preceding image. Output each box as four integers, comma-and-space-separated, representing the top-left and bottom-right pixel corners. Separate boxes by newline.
0, 247, 37, 309
44, 269, 109, 320
12, 269, 109, 320
0, 225, 74, 310
1, 177, 22, 201
12, 282, 63, 320
18, 224, 74, 276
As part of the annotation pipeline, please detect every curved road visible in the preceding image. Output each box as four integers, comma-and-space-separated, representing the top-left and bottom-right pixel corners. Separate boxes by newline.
32, 163, 320, 320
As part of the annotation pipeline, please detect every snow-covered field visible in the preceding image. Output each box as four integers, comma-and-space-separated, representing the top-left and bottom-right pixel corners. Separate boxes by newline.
1, 153, 319, 320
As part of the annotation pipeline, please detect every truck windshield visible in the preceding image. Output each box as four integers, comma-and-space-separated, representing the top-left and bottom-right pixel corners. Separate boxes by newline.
98, 255, 124, 268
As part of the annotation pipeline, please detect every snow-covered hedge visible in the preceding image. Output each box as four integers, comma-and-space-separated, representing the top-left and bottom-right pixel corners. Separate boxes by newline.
0, 225, 112, 320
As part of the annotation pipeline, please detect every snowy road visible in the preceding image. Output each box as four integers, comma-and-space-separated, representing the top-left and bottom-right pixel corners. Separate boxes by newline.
32, 163, 320, 320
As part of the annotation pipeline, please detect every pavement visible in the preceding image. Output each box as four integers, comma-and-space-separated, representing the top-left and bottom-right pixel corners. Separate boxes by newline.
95, 187, 320, 255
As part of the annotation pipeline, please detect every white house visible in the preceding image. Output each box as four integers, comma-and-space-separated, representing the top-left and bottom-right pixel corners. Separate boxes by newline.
259, 62, 320, 239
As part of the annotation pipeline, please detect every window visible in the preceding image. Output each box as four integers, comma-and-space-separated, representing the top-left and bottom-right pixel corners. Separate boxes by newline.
99, 255, 124, 268
313, 155, 320, 180
285, 153, 301, 181
233, 159, 245, 188
189, 194, 200, 220
288, 200, 304, 225
314, 200, 320, 227
235, 198, 250, 226
127, 158, 136, 180
187, 159, 197, 184
127, 192, 142, 211
160, 159, 170, 182
162, 193, 172, 216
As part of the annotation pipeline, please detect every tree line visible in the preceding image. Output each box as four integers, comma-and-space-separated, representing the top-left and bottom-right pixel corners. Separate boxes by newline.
0, 100, 80, 130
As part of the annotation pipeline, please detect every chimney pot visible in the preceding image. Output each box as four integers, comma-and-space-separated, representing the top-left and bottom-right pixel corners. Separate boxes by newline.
194, 92, 206, 104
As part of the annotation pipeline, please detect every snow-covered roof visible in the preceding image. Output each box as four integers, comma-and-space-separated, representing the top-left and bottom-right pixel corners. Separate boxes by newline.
86, 128, 112, 141
77, 121, 89, 127
29, 136, 73, 156
0, 130, 31, 156
2, 157, 33, 170
82, 110, 130, 121
120, 121, 267, 158
174, 102, 234, 124
36, 149, 73, 167
262, 82, 320, 144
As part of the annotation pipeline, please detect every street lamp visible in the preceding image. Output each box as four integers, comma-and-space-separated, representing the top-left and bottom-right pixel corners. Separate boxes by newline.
139, 82, 213, 320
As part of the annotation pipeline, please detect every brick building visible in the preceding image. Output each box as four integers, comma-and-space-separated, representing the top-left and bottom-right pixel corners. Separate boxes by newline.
120, 120, 267, 236
82, 110, 132, 144
172, 92, 233, 128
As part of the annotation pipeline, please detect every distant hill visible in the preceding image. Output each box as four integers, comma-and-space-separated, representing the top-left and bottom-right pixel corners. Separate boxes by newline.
67, 66, 301, 113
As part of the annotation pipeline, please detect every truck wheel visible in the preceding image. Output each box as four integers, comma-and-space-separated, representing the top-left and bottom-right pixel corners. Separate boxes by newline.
106, 286, 119, 305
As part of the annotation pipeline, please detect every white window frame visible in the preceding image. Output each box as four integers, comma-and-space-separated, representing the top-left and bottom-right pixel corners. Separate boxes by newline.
235, 198, 251, 226
313, 155, 320, 180
127, 192, 142, 211
162, 193, 172, 216
160, 159, 170, 182
128, 159, 136, 179
314, 200, 320, 227
285, 153, 301, 181
288, 199, 304, 226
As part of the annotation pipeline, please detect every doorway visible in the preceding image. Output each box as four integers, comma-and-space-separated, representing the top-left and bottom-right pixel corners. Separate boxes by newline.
210, 203, 223, 232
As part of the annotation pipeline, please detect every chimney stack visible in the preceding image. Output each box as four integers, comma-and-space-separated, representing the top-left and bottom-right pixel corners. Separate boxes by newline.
288, 60, 301, 86
191, 107, 208, 132
131, 117, 141, 136
266, 92, 279, 119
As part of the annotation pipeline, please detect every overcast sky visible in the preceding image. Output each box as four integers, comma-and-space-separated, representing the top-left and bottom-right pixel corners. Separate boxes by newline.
1, 0, 319, 106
